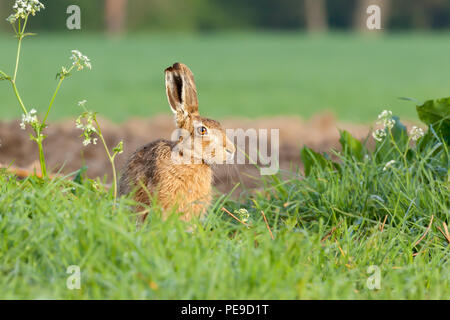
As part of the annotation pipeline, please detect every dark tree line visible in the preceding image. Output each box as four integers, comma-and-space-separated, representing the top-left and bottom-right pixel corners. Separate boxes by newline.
1, 0, 449, 33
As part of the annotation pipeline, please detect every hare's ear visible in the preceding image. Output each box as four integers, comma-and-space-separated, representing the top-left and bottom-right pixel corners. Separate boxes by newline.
165, 63, 199, 117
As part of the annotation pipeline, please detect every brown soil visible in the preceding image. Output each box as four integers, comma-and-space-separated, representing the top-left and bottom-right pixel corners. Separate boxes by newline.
0, 113, 401, 195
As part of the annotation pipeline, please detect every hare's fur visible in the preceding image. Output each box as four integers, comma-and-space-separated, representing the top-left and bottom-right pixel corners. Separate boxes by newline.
119, 139, 212, 221
119, 63, 235, 222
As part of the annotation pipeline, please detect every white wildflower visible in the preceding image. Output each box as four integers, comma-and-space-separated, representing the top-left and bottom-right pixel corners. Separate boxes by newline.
19, 108, 38, 130
82, 138, 91, 146
75, 119, 84, 130
7, 0, 45, 23
6, 14, 16, 24
377, 109, 395, 130
78, 100, 87, 107
70, 50, 92, 71
372, 129, 386, 142
383, 160, 396, 171
76, 110, 97, 147
409, 126, 424, 141
378, 110, 392, 120
75, 113, 96, 132
384, 118, 396, 129
81, 135, 97, 147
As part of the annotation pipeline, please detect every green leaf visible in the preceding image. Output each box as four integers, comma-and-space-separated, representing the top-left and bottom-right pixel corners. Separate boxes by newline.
339, 130, 365, 162
399, 96, 422, 105
300, 146, 330, 177
23, 32, 37, 38
73, 166, 88, 185
416, 98, 450, 145
113, 140, 124, 155
71, 166, 88, 195
416, 127, 449, 181
0, 70, 10, 81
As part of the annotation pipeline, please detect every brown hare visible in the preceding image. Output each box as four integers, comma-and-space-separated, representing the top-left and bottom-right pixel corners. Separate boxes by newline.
119, 62, 236, 222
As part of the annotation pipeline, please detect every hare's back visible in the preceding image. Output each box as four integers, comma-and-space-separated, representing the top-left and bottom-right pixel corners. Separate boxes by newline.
119, 139, 175, 196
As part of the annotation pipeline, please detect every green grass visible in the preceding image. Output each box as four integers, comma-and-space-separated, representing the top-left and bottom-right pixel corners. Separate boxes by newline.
1, 126, 448, 299
1, 32, 450, 123
1, 31, 448, 299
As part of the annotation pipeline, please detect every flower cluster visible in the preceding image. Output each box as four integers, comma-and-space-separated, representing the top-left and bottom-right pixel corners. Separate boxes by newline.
6, 0, 45, 24
372, 110, 395, 142
372, 129, 386, 142
383, 160, 396, 171
20, 108, 38, 130
74, 100, 124, 205
70, 50, 92, 71
76, 103, 97, 146
409, 126, 424, 141
377, 110, 396, 129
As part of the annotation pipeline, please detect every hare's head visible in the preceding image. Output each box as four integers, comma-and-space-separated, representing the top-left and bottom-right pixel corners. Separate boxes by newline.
165, 63, 235, 165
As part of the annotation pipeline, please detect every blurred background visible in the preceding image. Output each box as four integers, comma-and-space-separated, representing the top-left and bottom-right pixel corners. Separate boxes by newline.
2, 0, 450, 33
0, 0, 449, 186
0, 0, 449, 123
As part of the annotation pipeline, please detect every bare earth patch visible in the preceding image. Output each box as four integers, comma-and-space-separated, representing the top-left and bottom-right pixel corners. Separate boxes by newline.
0, 113, 402, 195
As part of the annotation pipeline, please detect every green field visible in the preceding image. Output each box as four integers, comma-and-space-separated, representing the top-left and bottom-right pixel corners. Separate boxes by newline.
1, 30, 449, 300
1, 32, 450, 123
1, 118, 449, 299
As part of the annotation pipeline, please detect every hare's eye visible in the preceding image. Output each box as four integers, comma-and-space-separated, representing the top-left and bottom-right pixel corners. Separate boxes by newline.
197, 126, 208, 135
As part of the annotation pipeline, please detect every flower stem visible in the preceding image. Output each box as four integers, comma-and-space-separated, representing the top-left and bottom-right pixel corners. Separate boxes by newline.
5, 16, 47, 178
7, 17, 29, 115
13, 39, 22, 81
389, 130, 408, 167
11, 22, 18, 35
31, 126, 47, 178
43, 66, 73, 124
110, 157, 118, 207
12, 15, 29, 82
10, 80, 27, 114
388, 130, 410, 189
43, 79, 63, 123
21, 15, 29, 34
36, 136, 47, 178
13, 31, 23, 82
94, 118, 118, 208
